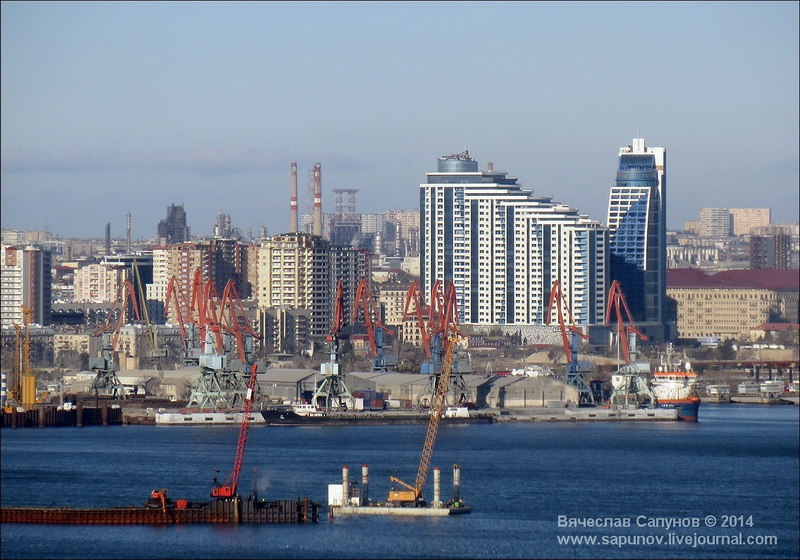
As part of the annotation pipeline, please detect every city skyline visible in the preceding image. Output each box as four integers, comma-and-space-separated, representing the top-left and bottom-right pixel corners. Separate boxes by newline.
2, 1, 798, 239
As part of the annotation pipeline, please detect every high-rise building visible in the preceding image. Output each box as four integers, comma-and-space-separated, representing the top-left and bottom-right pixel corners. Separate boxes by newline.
157, 204, 191, 245
1, 244, 52, 327
698, 208, 732, 237
607, 138, 667, 338
749, 225, 794, 269
257, 232, 370, 343
730, 208, 771, 236
420, 152, 607, 328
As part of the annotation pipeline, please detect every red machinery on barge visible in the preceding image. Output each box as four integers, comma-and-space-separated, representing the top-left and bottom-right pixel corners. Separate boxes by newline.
1, 364, 320, 525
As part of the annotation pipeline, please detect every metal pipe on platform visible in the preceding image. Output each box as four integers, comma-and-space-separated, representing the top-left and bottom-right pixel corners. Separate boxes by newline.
433, 467, 441, 507
453, 464, 460, 504
342, 466, 350, 504
361, 464, 369, 506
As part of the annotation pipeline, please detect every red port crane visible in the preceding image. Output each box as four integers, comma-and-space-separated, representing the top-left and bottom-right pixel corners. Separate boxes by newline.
546, 280, 595, 406
93, 278, 141, 351
351, 277, 394, 369
211, 362, 259, 499
389, 288, 462, 506
402, 279, 432, 358
546, 280, 587, 365
604, 280, 648, 364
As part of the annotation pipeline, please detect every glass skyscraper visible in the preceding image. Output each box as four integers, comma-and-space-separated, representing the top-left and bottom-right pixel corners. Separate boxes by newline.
607, 138, 667, 338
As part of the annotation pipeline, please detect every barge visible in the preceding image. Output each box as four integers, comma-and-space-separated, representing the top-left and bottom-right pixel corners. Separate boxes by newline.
261, 405, 494, 426
1, 489, 319, 524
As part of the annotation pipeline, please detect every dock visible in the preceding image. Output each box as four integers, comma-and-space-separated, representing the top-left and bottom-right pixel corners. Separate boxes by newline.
1, 402, 123, 428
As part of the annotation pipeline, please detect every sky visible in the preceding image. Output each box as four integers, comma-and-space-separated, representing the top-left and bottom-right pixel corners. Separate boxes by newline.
1, 1, 798, 241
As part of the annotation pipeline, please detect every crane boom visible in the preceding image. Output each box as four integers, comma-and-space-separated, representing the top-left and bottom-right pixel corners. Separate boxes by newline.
389, 332, 460, 505
604, 280, 647, 364
211, 362, 259, 498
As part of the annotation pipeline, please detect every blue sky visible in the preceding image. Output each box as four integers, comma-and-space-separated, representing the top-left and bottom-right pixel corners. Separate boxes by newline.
2, 1, 798, 240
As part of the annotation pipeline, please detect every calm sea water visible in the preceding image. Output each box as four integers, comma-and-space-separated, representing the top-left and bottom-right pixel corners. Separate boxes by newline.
1, 404, 798, 560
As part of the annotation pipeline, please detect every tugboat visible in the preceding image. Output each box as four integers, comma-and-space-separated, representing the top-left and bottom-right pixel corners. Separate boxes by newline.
651, 344, 701, 421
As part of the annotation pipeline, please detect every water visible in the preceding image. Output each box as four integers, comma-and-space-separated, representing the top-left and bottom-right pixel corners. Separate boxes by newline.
1, 404, 798, 559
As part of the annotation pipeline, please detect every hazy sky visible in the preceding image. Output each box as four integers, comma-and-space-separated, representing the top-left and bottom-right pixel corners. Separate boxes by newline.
2, 1, 798, 241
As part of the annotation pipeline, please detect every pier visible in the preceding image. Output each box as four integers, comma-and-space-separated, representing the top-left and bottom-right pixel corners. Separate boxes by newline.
1, 401, 123, 428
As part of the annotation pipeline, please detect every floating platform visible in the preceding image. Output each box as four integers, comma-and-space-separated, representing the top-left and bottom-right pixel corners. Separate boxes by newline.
564, 408, 678, 421
1, 495, 319, 524
330, 504, 472, 517
155, 411, 266, 426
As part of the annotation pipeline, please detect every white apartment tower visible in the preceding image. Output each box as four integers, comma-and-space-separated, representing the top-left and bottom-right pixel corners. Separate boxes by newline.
1, 244, 52, 327
420, 152, 607, 327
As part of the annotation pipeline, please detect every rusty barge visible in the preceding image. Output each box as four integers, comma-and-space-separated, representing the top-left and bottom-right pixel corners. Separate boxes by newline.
2, 365, 322, 525
1, 490, 318, 525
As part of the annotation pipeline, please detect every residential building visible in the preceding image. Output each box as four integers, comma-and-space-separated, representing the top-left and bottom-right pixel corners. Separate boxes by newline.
698, 208, 732, 237
750, 225, 794, 270
607, 138, 667, 339
730, 208, 771, 236
257, 232, 370, 346
73, 263, 123, 303
1, 244, 52, 327
420, 151, 607, 331
667, 269, 799, 340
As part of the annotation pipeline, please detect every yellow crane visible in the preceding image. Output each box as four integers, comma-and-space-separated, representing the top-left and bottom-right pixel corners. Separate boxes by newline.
388, 332, 460, 506
20, 306, 36, 409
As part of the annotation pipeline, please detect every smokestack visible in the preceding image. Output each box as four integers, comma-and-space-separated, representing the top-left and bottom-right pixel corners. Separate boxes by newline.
313, 163, 322, 236
126, 213, 132, 253
290, 162, 299, 233
487, 162, 494, 172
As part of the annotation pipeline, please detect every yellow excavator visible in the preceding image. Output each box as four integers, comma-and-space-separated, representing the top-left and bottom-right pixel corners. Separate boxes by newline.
388, 333, 459, 506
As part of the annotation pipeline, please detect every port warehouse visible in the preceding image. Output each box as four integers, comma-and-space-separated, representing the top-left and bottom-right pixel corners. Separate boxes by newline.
143, 366, 581, 410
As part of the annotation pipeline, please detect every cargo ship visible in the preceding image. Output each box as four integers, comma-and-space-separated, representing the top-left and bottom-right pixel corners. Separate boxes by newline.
651, 344, 701, 421
1, 489, 319, 524
260, 403, 494, 426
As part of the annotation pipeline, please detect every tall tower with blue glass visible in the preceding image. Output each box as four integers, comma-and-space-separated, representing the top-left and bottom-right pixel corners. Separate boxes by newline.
607, 138, 668, 340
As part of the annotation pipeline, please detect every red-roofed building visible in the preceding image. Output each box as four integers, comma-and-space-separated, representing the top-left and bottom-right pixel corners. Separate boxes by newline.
667, 269, 799, 340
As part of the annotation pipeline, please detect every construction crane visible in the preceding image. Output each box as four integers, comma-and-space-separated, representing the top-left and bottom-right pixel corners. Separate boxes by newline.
220, 279, 260, 366
312, 280, 352, 410
6, 306, 35, 411
605, 280, 648, 365
546, 280, 595, 406
164, 275, 198, 364
90, 281, 140, 400
133, 262, 166, 365
402, 279, 432, 358
604, 281, 655, 408
421, 281, 472, 407
388, 331, 461, 506
351, 277, 395, 372
93, 279, 141, 352
211, 362, 259, 498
